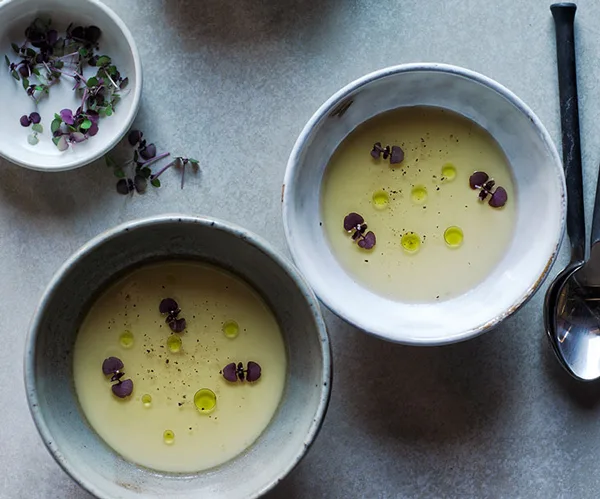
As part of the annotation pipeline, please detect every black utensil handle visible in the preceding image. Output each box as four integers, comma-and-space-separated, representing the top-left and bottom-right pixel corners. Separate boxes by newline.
551, 3, 585, 262
591, 162, 600, 246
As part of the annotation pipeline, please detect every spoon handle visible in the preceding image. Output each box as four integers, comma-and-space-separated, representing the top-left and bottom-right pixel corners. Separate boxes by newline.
551, 3, 585, 263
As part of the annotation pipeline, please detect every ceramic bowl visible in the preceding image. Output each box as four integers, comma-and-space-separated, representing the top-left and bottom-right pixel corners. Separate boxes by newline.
0, 0, 142, 171
25, 215, 331, 498
283, 63, 566, 345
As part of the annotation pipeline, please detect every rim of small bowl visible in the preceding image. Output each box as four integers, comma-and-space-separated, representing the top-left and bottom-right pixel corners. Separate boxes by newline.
0, 0, 143, 171
283, 62, 566, 345
24, 214, 332, 498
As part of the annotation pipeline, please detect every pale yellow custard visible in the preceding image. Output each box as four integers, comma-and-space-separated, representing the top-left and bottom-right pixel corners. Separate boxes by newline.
73, 261, 287, 473
321, 106, 516, 302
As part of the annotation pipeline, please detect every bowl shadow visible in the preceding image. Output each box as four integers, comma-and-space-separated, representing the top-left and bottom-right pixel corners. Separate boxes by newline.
158, 0, 343, 48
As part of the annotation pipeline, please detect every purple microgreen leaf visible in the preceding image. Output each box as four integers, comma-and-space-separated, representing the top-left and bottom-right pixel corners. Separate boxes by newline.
112, 379, 133, 398
169, 317, 186, 333
85, 26, 102, 44
469, 171, 489, 189
358, 231, 376, 249
110, 371, 125, 382
29, 112, 41, 124
119, 77, 129, 89
489, 186, 508, 208
70, 132, 86, 143
20, 115, 31, 127
87, 122, 99, 136
56, 135, 68, 151
59, 108, 74, 125
140, 143, 156, 160
390, 145, 404, 165
246, 361, 262, 382
159, 298, 179, 314
382, 146, 391, 160
478, 189, 488, 201
102, 357, 124, 375
343, 212, 364, 231
116, 178, 131, 195
483, 179, 496, 191
127, 130, 142, 146
222, 362, 238, 382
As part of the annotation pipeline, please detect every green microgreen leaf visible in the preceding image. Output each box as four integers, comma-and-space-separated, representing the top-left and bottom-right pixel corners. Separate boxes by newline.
27, 134, 39, 146
4, 55, 9, 67
108, 64, 117, 76
54, 60, 64, 69
79, 47, 89, 57
142, 167, 151, 178
105, 106, 113, 117
151, 178, 161, 188
22, 78, 29, 90
97, 55, 111, 66
25, 48, 36, 58
105, 155, 117, 168
51, 118, 61, 133
80, 119, 92, 130
32, 123, 43, 134
114, 168, 125, 178
11, 69, 19, 80
86, 77, 98, 88
52, 136, 61, 146
11, 43, 19, 54
31, 67, 41, 76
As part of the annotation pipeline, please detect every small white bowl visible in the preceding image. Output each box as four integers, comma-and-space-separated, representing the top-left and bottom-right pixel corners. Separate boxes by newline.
25, 215, 331, 498
0, 0, 142, 171
283, 63, 566, 345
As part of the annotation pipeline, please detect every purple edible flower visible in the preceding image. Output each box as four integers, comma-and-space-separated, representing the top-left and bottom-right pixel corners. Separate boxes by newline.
102, 356, 124, 375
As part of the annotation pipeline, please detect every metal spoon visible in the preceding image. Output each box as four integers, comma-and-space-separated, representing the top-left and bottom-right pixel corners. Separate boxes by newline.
544, 3, 588, 378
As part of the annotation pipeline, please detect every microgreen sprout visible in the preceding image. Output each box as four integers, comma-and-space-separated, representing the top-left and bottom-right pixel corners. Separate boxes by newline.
158, 298, 187, 333
106, 129, 200, 194
101, 356, 133, 398
5, 17, 128, 148
370, 142, 404, 165
469, 171, 508, 208
343, 212, 376, 249
221, 361, 262, 383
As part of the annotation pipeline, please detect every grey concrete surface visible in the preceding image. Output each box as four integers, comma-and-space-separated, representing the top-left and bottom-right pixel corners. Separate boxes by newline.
3, 0, 600, 497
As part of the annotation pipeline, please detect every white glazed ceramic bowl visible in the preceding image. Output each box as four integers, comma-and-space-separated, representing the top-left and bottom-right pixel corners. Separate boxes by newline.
283, 63, 566, 345
0, 0, 141, 171
25, 215, 331, 499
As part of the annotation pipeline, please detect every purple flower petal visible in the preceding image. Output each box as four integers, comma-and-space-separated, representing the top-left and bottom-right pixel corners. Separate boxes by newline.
469, 171, 489, 189
222, 362, 238, 382
489, 186, 508, 208
246, 361, 262, 382
358, 231, 376, 250
20, 115, 31, 127
102, 357, 124, 375
60, 108, 74, 125
87, 110, 100, 123
169, 317, 186, 333
29, 112, 41, 124
343, 212, 364, 231
159, 298, 178, 314
390, 145, 404, 164
112, 379, 133, 398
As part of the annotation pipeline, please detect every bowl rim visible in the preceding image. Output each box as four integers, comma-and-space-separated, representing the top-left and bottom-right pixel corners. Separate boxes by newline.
23, 214, 332, 498
0, 0, 143, 172
282, 62, 566, 345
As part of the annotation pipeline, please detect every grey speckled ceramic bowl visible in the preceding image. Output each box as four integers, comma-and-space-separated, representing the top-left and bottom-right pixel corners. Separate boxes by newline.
24, 215, 331, 499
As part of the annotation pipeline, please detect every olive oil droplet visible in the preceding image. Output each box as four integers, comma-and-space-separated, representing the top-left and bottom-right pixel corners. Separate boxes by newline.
222, 320, 240, 339
372, 190, 390, 209
194, 388, 217, 414
142, 394, 152, 407
444, 226, 464, 248
119, 330, 134, 348
163, 429, 175, 445
411, 186, 427, 204
167, 334, 182, 353
401, 232, 421, 253
441, 163, 457, 181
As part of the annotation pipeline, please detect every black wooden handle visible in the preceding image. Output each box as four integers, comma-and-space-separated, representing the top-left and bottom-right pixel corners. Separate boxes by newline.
551, 3, 585, 262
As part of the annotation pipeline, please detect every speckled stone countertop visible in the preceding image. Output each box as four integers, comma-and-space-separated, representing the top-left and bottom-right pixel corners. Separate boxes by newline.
4, 0, 600, 497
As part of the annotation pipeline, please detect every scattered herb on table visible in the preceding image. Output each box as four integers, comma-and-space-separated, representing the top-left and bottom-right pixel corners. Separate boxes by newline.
106, 129, 200, 195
